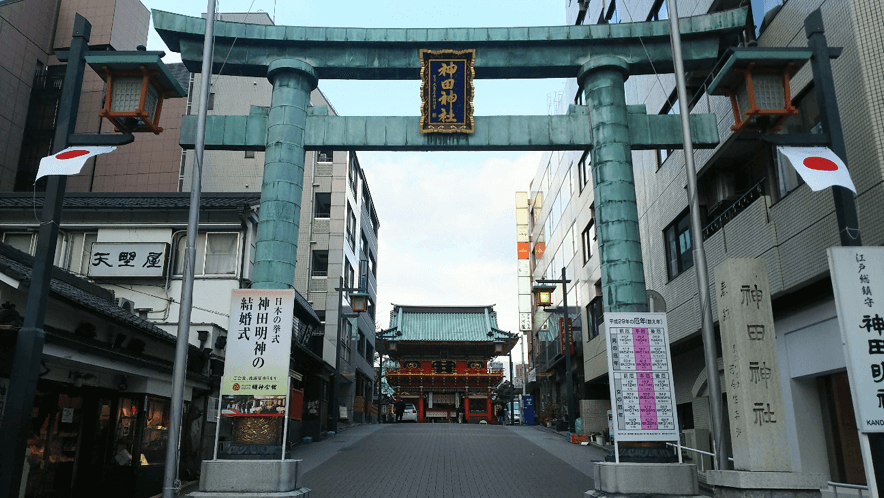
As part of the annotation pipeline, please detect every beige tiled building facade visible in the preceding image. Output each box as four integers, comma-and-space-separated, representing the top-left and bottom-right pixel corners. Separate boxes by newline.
522, 0, 883, 488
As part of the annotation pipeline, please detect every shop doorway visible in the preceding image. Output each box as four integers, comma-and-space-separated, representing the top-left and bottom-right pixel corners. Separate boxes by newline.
24, 384, 114, 498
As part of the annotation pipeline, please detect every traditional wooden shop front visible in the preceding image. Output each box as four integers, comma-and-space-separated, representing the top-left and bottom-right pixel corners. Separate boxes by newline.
380, 305, 517, 423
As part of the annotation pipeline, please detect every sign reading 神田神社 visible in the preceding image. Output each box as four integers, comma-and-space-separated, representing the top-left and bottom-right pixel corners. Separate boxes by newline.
828, 247, 884, 433
420, 49, 475, 134
223, 289, 294, 397
604, 312, 679, 442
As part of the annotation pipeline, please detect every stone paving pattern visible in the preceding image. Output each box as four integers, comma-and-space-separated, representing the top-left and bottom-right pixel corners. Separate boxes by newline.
293, 423, 608, 498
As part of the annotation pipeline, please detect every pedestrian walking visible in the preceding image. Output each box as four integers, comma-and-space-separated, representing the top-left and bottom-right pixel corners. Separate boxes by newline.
395, 399, 405, 422
456, 404, 464, 424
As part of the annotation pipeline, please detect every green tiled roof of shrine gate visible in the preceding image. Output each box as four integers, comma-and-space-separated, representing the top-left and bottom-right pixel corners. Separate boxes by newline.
384, 305, 515, 343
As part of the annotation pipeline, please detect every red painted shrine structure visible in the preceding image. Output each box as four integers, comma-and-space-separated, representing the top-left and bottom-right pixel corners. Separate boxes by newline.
380, 305, 518, 423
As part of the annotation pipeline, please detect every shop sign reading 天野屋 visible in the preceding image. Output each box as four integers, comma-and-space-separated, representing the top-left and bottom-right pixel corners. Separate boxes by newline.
420, 49, 475, 134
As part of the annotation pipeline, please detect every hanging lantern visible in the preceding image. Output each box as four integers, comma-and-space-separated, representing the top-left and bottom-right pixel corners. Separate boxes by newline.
349, 290, 370, 313
532, 283, 556, 307
707, 48, 812, 133
86, 49, 186, 134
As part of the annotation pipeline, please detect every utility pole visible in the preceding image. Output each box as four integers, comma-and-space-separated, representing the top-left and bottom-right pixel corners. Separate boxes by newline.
666, 0, 726, 471
162, 1, 216, 496
535, 268, 575, 433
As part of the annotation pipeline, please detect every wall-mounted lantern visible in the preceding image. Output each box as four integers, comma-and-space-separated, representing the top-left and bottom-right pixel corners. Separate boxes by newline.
707, 48, 812, 133
86, 49, 186, 134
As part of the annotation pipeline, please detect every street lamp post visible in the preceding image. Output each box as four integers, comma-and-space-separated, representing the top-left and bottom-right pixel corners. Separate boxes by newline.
534, 267, 576, 433
508, 351, 514, 425
331, 276, 368, 434
0, 14, 184, 497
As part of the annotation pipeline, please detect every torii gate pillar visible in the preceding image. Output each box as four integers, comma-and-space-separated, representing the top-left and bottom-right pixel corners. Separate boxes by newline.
579, 57, 648, 314
252, 59, 317, 289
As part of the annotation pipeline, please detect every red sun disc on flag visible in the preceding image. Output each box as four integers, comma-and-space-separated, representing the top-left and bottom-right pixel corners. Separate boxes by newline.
803, 156, 839, 171
55, 149, 92, 160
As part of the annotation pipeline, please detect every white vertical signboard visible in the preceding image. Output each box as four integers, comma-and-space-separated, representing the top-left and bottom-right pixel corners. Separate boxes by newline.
828, 247, 883, 497
223, 289, 294, 397
828, 247, 884, 432
604, 312, 679, 442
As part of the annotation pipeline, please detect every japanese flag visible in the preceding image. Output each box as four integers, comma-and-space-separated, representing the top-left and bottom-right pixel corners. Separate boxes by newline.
35, 146, 117, 181
777, 146, 856, 194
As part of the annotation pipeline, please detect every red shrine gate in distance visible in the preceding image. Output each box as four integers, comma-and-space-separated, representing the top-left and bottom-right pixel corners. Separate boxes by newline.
380, 305, 518, 423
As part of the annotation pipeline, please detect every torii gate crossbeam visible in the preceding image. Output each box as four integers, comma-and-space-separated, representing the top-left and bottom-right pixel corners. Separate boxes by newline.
154, 8, 747, 314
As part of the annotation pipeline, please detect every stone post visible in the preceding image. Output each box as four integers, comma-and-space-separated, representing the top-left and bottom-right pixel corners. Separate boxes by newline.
714, 259, 791, 471
578, 57, 648, 314
252, 59, 318, 289
707, 258, 826, 498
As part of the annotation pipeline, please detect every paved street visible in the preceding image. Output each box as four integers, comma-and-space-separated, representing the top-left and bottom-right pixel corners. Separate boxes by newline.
292, 423, 607, 498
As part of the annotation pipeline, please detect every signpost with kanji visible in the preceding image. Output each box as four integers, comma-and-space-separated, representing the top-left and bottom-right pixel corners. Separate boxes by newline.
714, 258, 791, 472
828, 248, 884, 433
223, 289, 294, 398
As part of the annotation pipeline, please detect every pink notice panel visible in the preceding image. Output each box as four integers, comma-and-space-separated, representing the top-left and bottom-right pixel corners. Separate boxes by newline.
605, 313, 679, 442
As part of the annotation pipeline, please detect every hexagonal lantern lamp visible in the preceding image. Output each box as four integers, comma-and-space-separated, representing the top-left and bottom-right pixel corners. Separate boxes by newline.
532, 283, 557, 308
86, 50, 186, 134
349, 290, 370, 313
707, 48, 812, 133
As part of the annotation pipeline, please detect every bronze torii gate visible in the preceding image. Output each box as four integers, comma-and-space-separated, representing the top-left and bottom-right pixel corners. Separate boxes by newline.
156, 8, 745, 314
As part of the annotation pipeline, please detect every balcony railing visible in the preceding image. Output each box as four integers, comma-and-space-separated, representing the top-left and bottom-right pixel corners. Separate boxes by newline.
702, 178, 766, 240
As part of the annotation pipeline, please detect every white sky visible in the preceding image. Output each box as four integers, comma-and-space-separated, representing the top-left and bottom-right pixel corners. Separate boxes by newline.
142, 0, 570, 367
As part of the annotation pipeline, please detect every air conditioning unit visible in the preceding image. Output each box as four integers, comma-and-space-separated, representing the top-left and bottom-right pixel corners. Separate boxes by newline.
115, 297, 136, 314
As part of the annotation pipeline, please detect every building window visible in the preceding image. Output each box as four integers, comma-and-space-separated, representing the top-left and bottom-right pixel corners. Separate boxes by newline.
677, 402, 695, 430
342, 320, 352, 363
665, 211, 694, 280
207, 92, 215, 110
346, 204, 356, 250
348, 156, 359, 194
316, 149, 333, 163
581, 205, 596, 265
600, 0, 620, 23
314, 193, 331, 218
586, 297, 603, 341
647, 0, 667, 21
244, 150, 255, 159
174, 232, 238, 276
581, 221, 595, 265
2, 232, 36, 255
775, 87, 819, 198
311, 250, 329, 277
657, 95, 679, 169
360, 232, 369, 256
750, 0, 785, 38
345, 261, 355, 290
357, 330, 366, 357
369, 252, 376, 276
578, 152, 591, 192
66, 232, 98, 275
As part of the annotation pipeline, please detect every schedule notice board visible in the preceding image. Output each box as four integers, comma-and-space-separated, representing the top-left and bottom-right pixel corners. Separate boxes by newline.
604, 312, 680, 442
